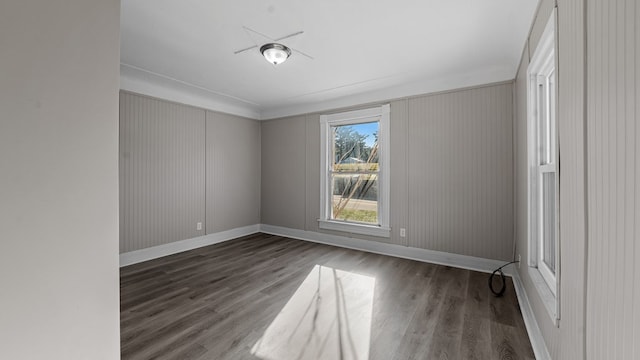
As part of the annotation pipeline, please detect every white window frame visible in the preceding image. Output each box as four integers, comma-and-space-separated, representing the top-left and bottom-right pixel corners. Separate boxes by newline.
318, 104, 390, 237
527, 8, 560, 324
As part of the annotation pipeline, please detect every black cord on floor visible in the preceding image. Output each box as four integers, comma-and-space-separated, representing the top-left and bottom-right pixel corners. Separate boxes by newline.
488, 260, 519, 297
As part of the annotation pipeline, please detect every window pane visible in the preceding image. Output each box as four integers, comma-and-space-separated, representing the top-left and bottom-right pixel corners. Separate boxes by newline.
538, 71, 556, 166
331, 174, 378, 224
332, 122, 379, 172
548, 69, 556, 163
542, 172, 556, 273
538, 78, 550, 165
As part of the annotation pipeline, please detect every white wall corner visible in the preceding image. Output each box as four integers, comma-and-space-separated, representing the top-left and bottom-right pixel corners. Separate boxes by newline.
119, 224, 260, 267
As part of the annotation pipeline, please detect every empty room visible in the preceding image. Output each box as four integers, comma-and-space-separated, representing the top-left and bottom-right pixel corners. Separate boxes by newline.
2, 0, 639, 359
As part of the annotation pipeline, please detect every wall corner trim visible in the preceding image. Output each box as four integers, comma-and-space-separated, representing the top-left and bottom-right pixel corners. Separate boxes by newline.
259, 224, 506, 274
511, 269, 552, 360
119, 224, 260, 267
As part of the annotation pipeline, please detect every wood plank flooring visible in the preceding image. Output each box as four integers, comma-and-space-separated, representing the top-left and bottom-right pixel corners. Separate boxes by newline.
120, 233, 534, 360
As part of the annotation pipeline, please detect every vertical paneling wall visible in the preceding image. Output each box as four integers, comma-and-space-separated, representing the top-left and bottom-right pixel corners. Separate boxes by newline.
557, 0, 588, 359
119, 92, 260, 253
206, 111, 261, 233
261, 82, 514, 261
586, 0, 640, 359
408, 84, 513, 260
390, 100, 410, 247
120, 93, 206, 252
260, 116, 307, 230
304, 114, 322, 233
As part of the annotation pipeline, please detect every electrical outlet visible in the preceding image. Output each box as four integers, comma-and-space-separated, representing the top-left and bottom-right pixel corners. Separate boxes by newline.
518, 254, 521, 268
400, 228, 406, 237
197, 222, 202, 231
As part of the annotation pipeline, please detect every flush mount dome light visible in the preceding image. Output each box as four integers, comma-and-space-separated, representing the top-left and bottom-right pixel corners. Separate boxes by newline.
260, 43, 292, 65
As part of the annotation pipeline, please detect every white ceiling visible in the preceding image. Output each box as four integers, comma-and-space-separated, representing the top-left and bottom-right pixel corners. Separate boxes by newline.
121, 0, 539, 119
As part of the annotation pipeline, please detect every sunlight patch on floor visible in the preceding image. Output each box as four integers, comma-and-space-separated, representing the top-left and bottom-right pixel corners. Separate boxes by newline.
251, 264, 376, 360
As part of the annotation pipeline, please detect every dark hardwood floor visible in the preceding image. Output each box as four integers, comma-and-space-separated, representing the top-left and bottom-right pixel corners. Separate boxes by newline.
120, 233, 534, 360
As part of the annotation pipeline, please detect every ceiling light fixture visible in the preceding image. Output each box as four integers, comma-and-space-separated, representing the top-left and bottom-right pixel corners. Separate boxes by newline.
260, 43, 291, 65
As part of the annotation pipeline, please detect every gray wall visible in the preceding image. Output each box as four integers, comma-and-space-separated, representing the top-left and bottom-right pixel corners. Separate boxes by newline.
585, 0, 640, 358
261, 115, 307, 230
407, 85, 514, 259
119, 92, 260, 253
206, 110, 261, 233
556, 0, 588, 358
261, 82, 515, 261
120, 92, 206, 252
0, 0, 121, 359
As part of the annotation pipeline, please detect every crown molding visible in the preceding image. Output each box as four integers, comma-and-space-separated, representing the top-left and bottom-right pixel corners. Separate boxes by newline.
259, 65, 515, 119
120, 63, 515, 121
120, 63, 262, 119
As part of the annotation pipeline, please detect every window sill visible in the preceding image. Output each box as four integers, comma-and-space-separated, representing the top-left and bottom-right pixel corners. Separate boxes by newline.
318, 220, 390, 238
529, 267, 559, 326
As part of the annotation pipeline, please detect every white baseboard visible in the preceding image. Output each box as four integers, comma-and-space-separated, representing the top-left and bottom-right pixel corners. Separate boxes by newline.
119, 224, 260, 267
259, 224, 506, 274
511, 269, 552, 360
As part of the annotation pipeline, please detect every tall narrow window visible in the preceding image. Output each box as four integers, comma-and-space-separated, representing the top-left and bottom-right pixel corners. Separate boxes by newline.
319, 105, 390, 237
535, 66, 557, 292
527, 9, 559, 322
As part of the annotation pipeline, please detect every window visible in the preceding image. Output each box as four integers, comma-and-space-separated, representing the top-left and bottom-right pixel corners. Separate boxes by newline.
527, 9, 559, 322
319, 105, 390, 237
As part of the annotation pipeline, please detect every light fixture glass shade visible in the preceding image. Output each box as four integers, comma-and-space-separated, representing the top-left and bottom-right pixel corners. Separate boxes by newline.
260, 43, 291, 65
